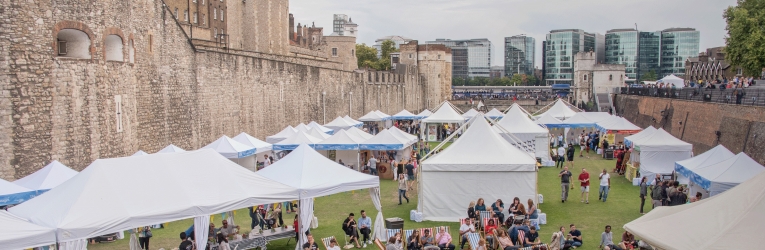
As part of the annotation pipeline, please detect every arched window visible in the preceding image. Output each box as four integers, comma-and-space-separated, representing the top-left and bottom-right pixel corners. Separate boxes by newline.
57, 29, 91, 59
128, 39, 135, 64
104, 34, 124, 62
220, 9, 224, 21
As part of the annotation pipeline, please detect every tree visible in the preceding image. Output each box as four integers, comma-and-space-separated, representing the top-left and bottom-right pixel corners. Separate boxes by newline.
509, 74, 524, 86
641, 70, 658, 81
452, 77, 465, 86
355, 43, 378, 69
724, 0, 765, 76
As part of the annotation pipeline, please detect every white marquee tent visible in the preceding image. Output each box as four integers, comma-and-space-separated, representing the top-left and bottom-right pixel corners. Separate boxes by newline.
232, 132, 273, 154
391, 110, 420, 120
462, 108, 480, 119
535, 113, 566, 128
421, 101, 465, 141
632, 128, 692, 178
359, 129, 413, 151
273, 132, 323, 151
388, 126, 418, 144
308, 121, 334, 134
485, 108, 504, 119
132, 150, 149, 156
624, 126, 657, 147
0, 210, 56, 250
266, 126, 298, 144
503, 103, 532, 117
674, 145, 734, 186
157, 144, 187, 153
419, 114, 537, 221
687, 152, 764, 196
595, 116, 642, 134
560, 113, 597, 128
417, 109, 433, 118
8, 150, 298, 246
496, 105, 551, 164
202, 135, 259, 171
346, 126, 374, 141
577, 112, 613, 123
294, 123, 312, 133
13, 160, 78, 191
658, 74, 684, 88
0, 179, 40, 207
358, 111, 389, 122
624, 171, 765, 249
343, 115, 363, 127
257, 144, 384, 249
306, 127, 332, 140
324, 116, 357, 131
314, 130, 366, 170
536, 99, 578, 120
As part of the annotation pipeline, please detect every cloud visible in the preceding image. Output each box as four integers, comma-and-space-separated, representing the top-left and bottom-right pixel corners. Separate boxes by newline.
290, 0, 737, 67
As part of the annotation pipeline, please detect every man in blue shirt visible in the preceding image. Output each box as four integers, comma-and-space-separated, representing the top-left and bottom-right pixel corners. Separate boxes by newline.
358, 210, 372, 247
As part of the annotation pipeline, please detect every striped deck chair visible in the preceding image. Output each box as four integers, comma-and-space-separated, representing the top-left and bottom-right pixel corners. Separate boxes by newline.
373, 238, 385, 250
519, 243, 548, 250
418, 227, 433, 242
465, 233, 481, 250
386, 229, 401, 242
404, 229, 414, 244
321, 236, 336, 250
478, 211, 492, 230
516, 230, 526, 247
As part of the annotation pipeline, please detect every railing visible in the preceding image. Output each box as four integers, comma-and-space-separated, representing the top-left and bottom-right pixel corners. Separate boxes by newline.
617, 87, 765, 106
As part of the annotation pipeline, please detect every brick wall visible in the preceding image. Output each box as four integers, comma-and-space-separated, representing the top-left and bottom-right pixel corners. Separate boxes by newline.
0, 0, 439, 180
615, 95, 765, 165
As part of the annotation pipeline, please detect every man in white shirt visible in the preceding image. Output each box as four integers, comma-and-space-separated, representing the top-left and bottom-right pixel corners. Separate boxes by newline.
556, 145, 566, 168
459, 217, 476, 250
599, 169, 611, 202
262, 155, 271, 167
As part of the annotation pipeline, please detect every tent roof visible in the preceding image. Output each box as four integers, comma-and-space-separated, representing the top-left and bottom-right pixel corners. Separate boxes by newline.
314, 130, 365, 150
343, 115, 363, 125
202, 136, 257, 159
417, 109, 433, 118
505, 103, 532, 116
0, 179, 31, 196
8, 150, 298, 242
294, 123, 312, 133
596, 116, 642, 133
535, 113, 565, 128
232, 132, 273, 154
485, 108, 504, 119
308, 121, 333, 133
0, 210, 56, 250
157, 144, 186, 153
422, 102, 465, 123
266, 126, 298, 143
345, 126, 374, 140
13, 160, 79, 191
132, 150, 149, 156
257, 144, 379, 199
624, 170, 765, 250
388, 126, 418, 144
273, 132, 323, 150
496, 108, 548, 134
374, 110, 391, 118
391, 110, 420, 120
462, 109, 480, 119
0, 179, 38, 206
538, 99, 578, 119
577, 112, 614, 123
306, 127, 332, 140
358, 111, 388, 122
423, 114, 536, 172
624, 126, 657, 146
561, 113, 598, 128
325, 116, 356, 130
359, 129, 412, 150
691, 153, 765, 190
634, 128, 692, 151
675, 145, 735, 179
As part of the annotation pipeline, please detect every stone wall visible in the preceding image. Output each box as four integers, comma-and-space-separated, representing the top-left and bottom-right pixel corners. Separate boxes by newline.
615, 95, 765, 165
0, 0, 435, 180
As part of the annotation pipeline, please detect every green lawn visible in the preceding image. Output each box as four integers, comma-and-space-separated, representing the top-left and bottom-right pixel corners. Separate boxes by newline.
91, 146, 646, 250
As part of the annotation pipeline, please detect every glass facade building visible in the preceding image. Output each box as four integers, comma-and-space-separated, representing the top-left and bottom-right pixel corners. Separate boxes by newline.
426, 38, 492, 80
605, 29, 639, 81
638, 31, 661, 80
545, 29, 596, 85
504, 35, 536, 77
660, 28, 700, 77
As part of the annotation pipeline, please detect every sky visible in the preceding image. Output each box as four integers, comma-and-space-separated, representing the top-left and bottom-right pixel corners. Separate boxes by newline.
290, 0, 738, 68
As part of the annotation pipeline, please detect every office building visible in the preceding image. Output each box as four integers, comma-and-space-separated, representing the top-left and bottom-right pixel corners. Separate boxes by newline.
604, 28, 699, 82
660, 28, 700, 77
331, 14, 358, 37
425, 38, 493, 80
544, 29, 601, 85
490, 66, 505, 79
373, 35, 413, 58
504, 35, 536, 77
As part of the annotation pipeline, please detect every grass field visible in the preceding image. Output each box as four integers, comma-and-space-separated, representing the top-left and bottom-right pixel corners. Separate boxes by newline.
90, 146, 647, 250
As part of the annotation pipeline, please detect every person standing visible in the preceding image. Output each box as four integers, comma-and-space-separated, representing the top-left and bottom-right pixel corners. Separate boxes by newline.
138, 226, 152, 250
263, 155, 271, 168
599, 169, 611, 202
566, 144, 575, 168
651, 180, 663, 208
405, 161, 415, 189
578, 168, 590, 204
369, 156, 378, 176
398, 173, 409, 205
559, 167, 573, 203
639, 177, 648, 214
556, 145, 566, 168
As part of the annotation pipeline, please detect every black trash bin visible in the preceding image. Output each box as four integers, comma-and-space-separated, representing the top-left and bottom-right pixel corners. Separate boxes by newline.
385, 217, 404, 230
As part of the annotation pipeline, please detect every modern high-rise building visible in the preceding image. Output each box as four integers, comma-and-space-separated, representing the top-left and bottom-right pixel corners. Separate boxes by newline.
604, 28, 699, 82
373, 35, 413, 58
544, 29, 601, 85
504, 35, 536, 77
331, 14, 357, 37
425, 38, 493, 80
605, 29, 639, 81
660, 28, 700, 77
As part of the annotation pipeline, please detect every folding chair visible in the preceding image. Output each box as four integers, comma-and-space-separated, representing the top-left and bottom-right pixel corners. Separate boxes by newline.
478, 211, 492, 230
322, 236, 336, 250
386, 229, 401, 242
466, 233, 481, 250
516, 230, 526, 248
404, 229, 414, 244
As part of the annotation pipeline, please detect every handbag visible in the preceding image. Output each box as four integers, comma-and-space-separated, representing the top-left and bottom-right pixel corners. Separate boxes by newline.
145, 227, 153, 238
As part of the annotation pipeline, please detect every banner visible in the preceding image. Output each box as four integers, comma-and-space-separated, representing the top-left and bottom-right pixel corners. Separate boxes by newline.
427, 124, 437, 141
